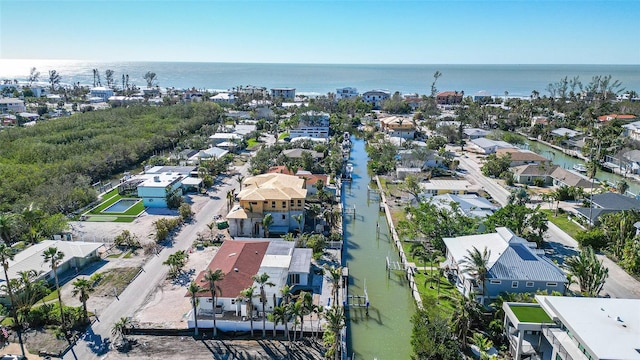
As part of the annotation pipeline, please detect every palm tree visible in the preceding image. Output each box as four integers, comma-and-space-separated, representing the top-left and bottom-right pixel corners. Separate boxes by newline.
297, 291, 313, 339
0, 213, 17, 244
313, 305, 324, 338
565, 246, 609, 297
236, 175, 245, 191
111, 317, 132, 345
252, 272, 275, 337
323, 265, 342, 307
0, 244, 25, 357
288, 300, 302, 341
293, 214, 304, 234
427, 250, 442, 288
72, 278, 94, 323
21, 203, 44, 244
448, 291, 483, 348
323, 306, 346, 360
460, 246, 491, 304
262, 213, 274, 238
271, 305, 289, 340
307, 204, 322, 229
238, 286, 256, 337
187, 281, 203, 336
202, 268, 224, 337
43, 247, 65, 327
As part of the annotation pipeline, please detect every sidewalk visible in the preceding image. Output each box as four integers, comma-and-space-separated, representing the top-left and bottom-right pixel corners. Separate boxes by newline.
2, 342, 45, 360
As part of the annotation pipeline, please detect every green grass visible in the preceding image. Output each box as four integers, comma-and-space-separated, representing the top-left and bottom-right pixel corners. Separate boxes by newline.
42, 289, 59, 302
510, 305, 553, 323
414, 271, 457, 314
278, 132, 290, 140
123, 251, 134, 259
93, 267, 142, 297
114, 217, 137, 223
246, 138, 260, 149
542, 209, 584, 239
107, 253, 122, 259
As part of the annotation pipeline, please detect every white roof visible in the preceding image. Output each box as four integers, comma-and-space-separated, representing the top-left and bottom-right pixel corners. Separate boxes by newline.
1, 240, 103, 283
443, 227, 520, 269
181, 177, 202, 186
209, 133, 242, 140
0, 98, 24, 104
536, 295, 640, 360
260, 254, 292, 269
138, 173, 184, 188
420, 179, 474, 192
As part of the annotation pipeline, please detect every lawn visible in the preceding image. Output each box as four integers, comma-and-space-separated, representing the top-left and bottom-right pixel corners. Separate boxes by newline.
246, 138, 261, 149
278, 132, 290, 140
93, 267, 142, 297
509, 304, 553, 323
414, 270, 457, 314
542, 209, 584, 239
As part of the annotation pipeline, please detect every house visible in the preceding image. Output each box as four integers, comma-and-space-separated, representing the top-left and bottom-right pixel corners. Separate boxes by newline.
379, 116, 415, 139
473, 90, 492, 102
512, 164, 596, 189
419, 179, 477, 196
0, 240, 103, 305
187, 239, 312, 331
550, 127, 581, 139
531, 116, 549, 127
281, 148, 324, 161
137, 172, 185, 208
336, 87, 358, 99
463, 128, 490, 139
436, 91, 463, 105
289, 111, 330, 139
267, 166, 331, 196
503, 295, 640, 360
573, 192, 640, 226
496, 148, 551, 167
18, 112, 40, 121
0, 98, 26, 113
549, 167, 595, 189
605, 149, 640, 174
597, 113, 637, 123
622, 120, 640, 142
239, 85, 267, 97
443, 227, 567, 304
232, 124, 257, 137
210, 92, 236, 104
89, 87, 114, 102
271, 88, 296, 100
470, 138, 517, 154
209, 133, 243, 146
428, 193, 498, 218
227, 173, 307, 237
396, 167, 422, 180
188, 147, 229, 164
396, 149, 444, 169
362, 90, 390, 108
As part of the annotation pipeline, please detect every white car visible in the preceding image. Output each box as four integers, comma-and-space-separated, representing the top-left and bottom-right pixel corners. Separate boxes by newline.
1, 355, 26, 360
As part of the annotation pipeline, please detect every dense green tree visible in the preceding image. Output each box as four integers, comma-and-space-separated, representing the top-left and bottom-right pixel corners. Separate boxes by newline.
71, 278, 94, 323
410, 307, 460, 360
565, 246, 608, 297
481, 153, 511, 178
484, 204, 548, 246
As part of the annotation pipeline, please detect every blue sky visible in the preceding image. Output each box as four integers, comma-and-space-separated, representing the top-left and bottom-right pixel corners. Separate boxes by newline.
1, 0, 639, 64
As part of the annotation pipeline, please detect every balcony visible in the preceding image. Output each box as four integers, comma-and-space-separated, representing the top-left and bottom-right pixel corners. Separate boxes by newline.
542, 326, 588, 360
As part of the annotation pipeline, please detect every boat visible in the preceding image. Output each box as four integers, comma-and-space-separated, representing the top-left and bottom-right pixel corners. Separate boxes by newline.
572, 164, 587, 172
346, 162, 354, 174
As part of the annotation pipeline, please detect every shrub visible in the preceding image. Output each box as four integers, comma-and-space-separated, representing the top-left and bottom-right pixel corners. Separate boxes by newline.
575, 229, 607, 251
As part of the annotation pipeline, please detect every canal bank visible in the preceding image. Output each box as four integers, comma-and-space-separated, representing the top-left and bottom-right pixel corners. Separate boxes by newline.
342, 138, 415, 360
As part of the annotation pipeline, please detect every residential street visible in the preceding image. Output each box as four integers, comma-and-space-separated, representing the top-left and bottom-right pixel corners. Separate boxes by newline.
456, 151, 640, 299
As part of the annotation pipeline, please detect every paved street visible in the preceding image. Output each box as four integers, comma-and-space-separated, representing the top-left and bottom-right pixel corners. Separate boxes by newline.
456, 151, 640, 299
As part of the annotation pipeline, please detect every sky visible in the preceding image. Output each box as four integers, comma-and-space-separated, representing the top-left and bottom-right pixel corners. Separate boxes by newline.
1, 0, 639, 65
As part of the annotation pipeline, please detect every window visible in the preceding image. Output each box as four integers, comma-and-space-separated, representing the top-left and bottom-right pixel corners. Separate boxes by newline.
526, 281, 534, 287
282, 215, 286, 220
271, 201, 276, 208
231, 299, 236, 304
290, 200, 294, 206
512, 281, 519, 288
282, 201, 286, 207
546, 282, 558, 287
489, 280, 501, 285
289, 273, 300, 284
297, 200, 302, 206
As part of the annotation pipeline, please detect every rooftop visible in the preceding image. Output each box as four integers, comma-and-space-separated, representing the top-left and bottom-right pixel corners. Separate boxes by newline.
509, 304, 553, 324
238, 173, 307, 201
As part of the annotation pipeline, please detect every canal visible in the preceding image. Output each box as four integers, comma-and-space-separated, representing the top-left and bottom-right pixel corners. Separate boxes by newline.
524, 139, 640, 196
343, 138, 415, 360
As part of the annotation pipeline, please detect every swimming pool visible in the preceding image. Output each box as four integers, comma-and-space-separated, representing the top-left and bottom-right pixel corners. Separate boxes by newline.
102, 199, 140, 213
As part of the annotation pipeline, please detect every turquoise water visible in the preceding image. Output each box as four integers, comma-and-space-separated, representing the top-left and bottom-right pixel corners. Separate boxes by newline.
1, 60, 638, 96
102, 198, 139, 213
343, 139, 415, 360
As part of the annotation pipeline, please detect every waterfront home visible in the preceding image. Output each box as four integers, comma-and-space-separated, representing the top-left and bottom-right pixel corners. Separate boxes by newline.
188, 147, 229, 164
396, 167, 422, 180
463, 128, 490, 139
231, 124, 257, 137
573, 192, 640, 226
379, 115, 415, 139
396, 149, 444, 169
550, 127, 581, 139
227, 173, 307, 237
512, 164, 596, 189
0, 98, 26, 113
503, 295, 640, 360
336, 87, 358, 99
427, 193, 498, 218
281, 148, 324, 161
469, 137, 516, 154
496, 148, 550, 167
188, 239, 312, 329
289, 111, 330, 139
436, 91, 463, 105
267, 166, 332, 196
362, 89, 390, 108
443, 227, 567, 304
210, 92, 236, 104
89, 87, 114, 102
0, 240, 103, 306
419, 179, 477, 196
622, 120, 640, 142
239, 85, 267, 97
209, 132, 243, 146
473, 90, 492, 102
604, 149, 640, 174
271, 87, 296, 100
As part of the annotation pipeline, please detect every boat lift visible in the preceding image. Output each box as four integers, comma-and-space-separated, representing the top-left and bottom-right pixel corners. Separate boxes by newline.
346, 279, 370, 316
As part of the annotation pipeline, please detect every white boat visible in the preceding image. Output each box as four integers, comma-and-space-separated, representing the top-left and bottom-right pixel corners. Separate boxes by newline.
346, 163, 354, 173
573, 164, 587, 172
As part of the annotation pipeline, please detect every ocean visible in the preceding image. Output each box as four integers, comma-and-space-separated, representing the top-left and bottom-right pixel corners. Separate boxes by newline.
1, 59, 638, 97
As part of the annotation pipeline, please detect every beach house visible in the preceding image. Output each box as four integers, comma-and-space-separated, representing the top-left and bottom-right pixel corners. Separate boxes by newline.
443, 228, 567, 304
89, 87, 114, 102
0, 98, 26, 114
379, 115, 415, 139
362, 90, 390, 108
137, 172, 185, 208
226, 173, 307, 237
336, 87, 358, 99
436, 91, 463, 105
270, 88, 296, 100
290, 111, 330, 139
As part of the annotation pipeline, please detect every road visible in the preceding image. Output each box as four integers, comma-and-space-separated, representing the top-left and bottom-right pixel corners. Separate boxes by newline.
456, 151, 640, 299
62, 144, 265, 359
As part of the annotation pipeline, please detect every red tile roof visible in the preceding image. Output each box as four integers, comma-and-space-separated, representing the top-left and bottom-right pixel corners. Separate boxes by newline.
597, 114, 637, 122
436, 91, 463, 97
298, 173, 328, 187
190, 240, 269, 299
268, 166, 295, 175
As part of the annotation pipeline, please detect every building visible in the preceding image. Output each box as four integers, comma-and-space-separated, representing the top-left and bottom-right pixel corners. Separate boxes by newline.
470, 138, 516, 154
271, 88, 296, 100
496, 148, 551, 167
0, 98, 26, 114
597, 113, 637, 123
227, 173, 307, 237
436, 91, 463, 105
473, 90, 492, 102
550, 127, 581, 139
336, 87, 358, 99
362, 90, 390, 108
428, 193, 498, 218
281, 148, 324, 161
396, 149, 445, 169
623, 120, 640, 142
379, 116, 415, 139
419, 179, 477, 196
443, 227, 567, 304
573, 192, 640, 226
187, 239, 312, 331
512, 164, 596, 189
89, 87, 114, 102
210, 92, 236, 104
463, 128, 490, 139
188, 147, 229, 164
209, 133, 243, 146
137, 172, 185, 208
503, 295, 640, 360
290, 111, 330, 139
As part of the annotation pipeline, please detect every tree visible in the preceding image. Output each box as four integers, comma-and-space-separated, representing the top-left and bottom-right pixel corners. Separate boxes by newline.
271, 305, 289, 340
448, 291, 483, 348
410, 307, 460, 360
0, 213, 17, 244
111, 317, 131, 346
71, 278, 94, 323
507, 187, 530, 205
165, 188, 183, 209
616, 180, 629, 195
484, 204, 548, 246
323, 306, 345, 360
105, 69, 115, 88
0, 244, 25, 357
42, 247, 65, 328
238, 286, 256, 337
236, 175, 245, 191
293, 214, 304, 234
187, 281, 203, 336
143, 71, 157, 88
460, 246, 491, 304
296, 291, 313, 340
203, 268, 224, 337
262, 213, 273, 238
402, 175, 422, 203
565, 246, 609, 297
48, 70, 61, 92
163, 250, 189, 278
307, 203, 322, 230
323, 265, 342, 307
179, 203, 194, 221
28, 67, 40, 86
252, 272, 275, 337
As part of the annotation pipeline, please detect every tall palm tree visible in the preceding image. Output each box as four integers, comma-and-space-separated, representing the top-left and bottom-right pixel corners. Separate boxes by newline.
43, 247, 65, 328
271, 305, 289, 340
0, 244, 25, 357
252, 272, 275, 337
187, 281, 203, 336
323, 306, 345, 360
238, 286, 256, 337
288, 300, 302, 342
297, 291, 313, 339
565, 246, 609, 297
21, 203, 44, 244
460, 246, 491, 304
0, 213, 17, 245
111, 317, 132, 345
449, 291, 483, 348
307, 204, 322, 229
427, 249, 442, 288
236, 175, 245, 191
203, 268, 224, 337
323, 265, 342, 307
71, 278, 94, 323
293, 214, 304, 234
262, 213, 273, 238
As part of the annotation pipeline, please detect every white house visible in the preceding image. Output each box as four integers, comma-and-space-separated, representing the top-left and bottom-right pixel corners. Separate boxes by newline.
271, 88, 296, 100
362, 90, 390, 108
137, 172, 185, 208
470, 137, 517, 154
0, 98, 26, 114
463, 128, 490, 139
188, 147, 229, 164
336, 87, 358, 99
209, 133, 243, 146
89, 87, 114, 102
290, 111, 330, 139
210, 92, 236, 104
623, 120, 640, 142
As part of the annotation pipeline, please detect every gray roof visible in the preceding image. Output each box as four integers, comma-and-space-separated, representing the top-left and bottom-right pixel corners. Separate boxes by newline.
550, 167, 595, 188
623, 149, 640, 162
265, 240, 295, 256
146, 166, 196, 175
573, 207, 615, 224
488, 243, 567, 282
471, 137, 514, 149
551, 127, 581, 138
591, 192, 640, 210
282, 148, 324, 159
289, 248, 312, 274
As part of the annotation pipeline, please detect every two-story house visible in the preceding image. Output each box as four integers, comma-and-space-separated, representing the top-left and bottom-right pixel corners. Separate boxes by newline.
379, 116, 415, 139
271, 88, 296, 100
227, 173, 307, 237
0, 98, 26, 114
362, 90, 390, 108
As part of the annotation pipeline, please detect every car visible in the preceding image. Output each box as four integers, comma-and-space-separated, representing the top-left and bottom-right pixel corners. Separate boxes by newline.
1, 355, 27, 360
